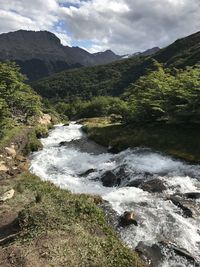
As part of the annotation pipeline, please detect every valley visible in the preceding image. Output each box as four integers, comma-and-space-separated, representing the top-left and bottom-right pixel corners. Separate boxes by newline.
0, 28, 200, 267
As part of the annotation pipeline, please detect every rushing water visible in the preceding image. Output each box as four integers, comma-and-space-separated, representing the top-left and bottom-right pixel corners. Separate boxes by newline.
30, 123, 200, 267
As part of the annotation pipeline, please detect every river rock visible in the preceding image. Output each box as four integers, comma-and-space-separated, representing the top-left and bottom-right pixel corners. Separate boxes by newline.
135, 242, 164, 266
79, 169, 96, 177
59, 138, 107, 154
184, 192, 200, 199
140, 179, 167, 193
101, 171, 121, 187
168, 196, 193, 218
136, 241, 199, 266
127, 179, 144, 187
119, 211, 138, 227
59, 141, 68, 146
0, 189, 15, 202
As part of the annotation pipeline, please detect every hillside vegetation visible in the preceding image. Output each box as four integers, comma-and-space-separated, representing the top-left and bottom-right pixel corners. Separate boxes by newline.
32, 31, 200, 102
0, 63, 42, 139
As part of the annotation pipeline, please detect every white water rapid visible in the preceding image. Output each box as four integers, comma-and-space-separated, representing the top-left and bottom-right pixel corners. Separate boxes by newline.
30, 123, 200, 267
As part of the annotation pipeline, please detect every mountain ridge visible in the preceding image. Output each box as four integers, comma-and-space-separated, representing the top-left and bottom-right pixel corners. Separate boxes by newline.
0, 30, 121, 80
32, 30, 200, 101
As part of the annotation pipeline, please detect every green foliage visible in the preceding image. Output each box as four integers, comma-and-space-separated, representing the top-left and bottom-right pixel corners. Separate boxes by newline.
32, 32, 200, 105
154, 31, 200, 68
0, 62, 43, 139
33, 56, 149, 101
83, 118, 200, 163
55, 96, 128, 119
125, 62, 200, 124
23, 130, 43, 154
35, 124, 49, 138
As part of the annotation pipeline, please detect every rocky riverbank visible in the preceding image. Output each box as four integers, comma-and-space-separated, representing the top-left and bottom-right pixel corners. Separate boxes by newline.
0, 118, 145, 267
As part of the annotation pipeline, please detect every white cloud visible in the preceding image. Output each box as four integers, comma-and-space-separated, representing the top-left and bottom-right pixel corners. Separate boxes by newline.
0, 0, 199, 54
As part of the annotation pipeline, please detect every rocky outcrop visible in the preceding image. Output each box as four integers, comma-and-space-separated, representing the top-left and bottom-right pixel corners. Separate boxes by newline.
38, 114, 51, 125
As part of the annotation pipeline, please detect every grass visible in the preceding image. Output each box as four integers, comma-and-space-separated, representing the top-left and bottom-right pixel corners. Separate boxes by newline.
0, 126, 25, 149
82, 117, 200, 163
0, 172, 145, 267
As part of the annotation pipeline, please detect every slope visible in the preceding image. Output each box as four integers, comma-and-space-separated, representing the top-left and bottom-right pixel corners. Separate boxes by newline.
32, 31, 200, 101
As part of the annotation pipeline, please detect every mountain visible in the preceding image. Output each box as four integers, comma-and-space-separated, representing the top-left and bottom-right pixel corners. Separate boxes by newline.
0, 30, 120, 81
122, 47, 160, 59
154, 31, 200, 68
32, 30, 200, 101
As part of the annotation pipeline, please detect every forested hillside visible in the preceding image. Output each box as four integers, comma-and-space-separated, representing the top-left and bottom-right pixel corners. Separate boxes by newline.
0, 63, 42, 139
33, 31, 200, 102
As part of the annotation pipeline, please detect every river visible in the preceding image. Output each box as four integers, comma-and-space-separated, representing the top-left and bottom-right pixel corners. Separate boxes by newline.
30, 123, 200, 267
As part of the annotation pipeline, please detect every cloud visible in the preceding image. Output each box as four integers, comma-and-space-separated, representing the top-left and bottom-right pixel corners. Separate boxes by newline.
61, 0, 200, 53
0, 0, 199, 54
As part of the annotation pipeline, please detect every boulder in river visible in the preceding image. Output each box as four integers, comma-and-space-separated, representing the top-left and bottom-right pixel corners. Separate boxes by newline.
79, 169, 96, 177
127, 178, 166, 193
119, 211, 138, 227
184, 192, 200, 199
136, 241, 199, 267
127, 179, 144, 187
101, 171, 121, 187
135, 241, 164, 266
59, 141, 69, 146
140, 178, 167, 193
168, 196, 193, 218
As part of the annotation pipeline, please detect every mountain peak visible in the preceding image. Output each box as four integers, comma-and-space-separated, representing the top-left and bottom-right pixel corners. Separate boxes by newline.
0, 30, 120, 80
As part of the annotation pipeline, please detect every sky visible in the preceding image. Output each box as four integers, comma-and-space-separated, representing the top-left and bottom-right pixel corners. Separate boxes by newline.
0, 0, 199, 54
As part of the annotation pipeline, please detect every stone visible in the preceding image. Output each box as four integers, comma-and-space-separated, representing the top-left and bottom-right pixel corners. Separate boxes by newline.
168, 196, 193, 218
135, 241, 198, 267
140, 179, 167, 193
101, 171, 121, 187
59, 141, 68, 146
135, 242, 164, 267
184, 192, 200, 199
19, 161, 30, 171
15, 154, 26, 162
38, 114, 51, 125
127, 179, 144, 187
5, 145, 17, 158
0, 161, 9, 172
119, 211, 138, 227
0, 189, 15, 202
79, 169, 96, 177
